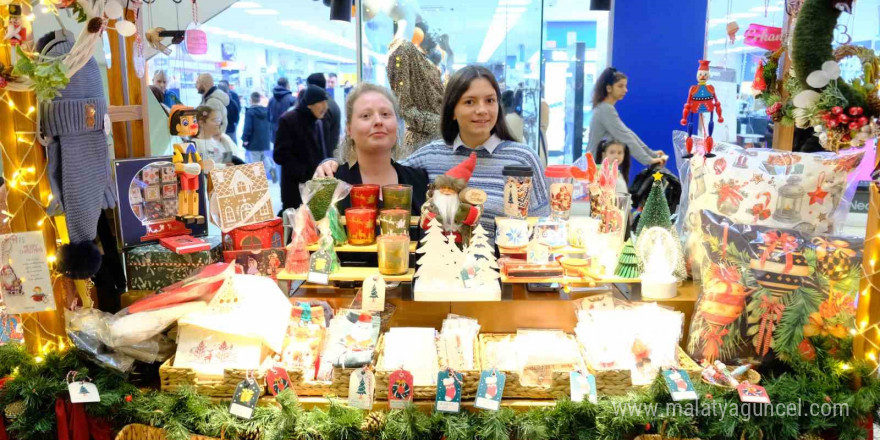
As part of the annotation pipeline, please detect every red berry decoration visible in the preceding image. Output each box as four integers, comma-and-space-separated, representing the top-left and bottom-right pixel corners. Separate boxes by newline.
645, 423, 652, 431
849, 122, 860, 130
859, 116, 869, 126
838, 114, 850, 124
852, 107, 864, 116
822, 113, 833, 121
832, 106, 844, 115
705, 393, 713, 399
0, 77, 6, 89
824, 395, 832, 403
829, 120, 840, 128
125, 395, 133, 403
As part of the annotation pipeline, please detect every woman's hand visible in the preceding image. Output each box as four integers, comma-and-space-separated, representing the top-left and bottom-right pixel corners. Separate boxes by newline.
314, 160, 339, 177
653, 150, 668, 166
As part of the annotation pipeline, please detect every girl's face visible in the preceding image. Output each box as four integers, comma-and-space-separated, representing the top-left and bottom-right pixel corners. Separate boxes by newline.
606, 78, 628, 101
202, 111, 223, 137
454, 77, 498, 143
603, 143, 625, 167
347, 91, 399, 155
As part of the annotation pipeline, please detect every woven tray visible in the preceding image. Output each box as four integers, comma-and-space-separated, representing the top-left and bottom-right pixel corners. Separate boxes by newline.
159, 356, 270, 398
115, 424, 219, 440
294, 346, 379, 397
587, 346, 701, 396
478, 333, 583, 399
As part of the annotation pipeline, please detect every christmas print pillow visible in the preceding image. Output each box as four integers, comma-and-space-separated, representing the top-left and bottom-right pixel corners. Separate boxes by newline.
687, 210, 863, 365
673, 131, 864, 278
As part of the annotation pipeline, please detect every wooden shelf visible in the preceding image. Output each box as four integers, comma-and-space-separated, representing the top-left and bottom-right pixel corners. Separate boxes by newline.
307, 241, 417, 253
277, 267, 415, 282
500, 274, 639, 285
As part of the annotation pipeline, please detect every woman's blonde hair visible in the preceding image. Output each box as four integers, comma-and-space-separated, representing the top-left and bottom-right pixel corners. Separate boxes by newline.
338, 83, 402, 164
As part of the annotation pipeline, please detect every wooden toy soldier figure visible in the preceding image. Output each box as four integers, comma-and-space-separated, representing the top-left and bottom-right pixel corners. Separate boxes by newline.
4, 3, 26, 46
681, 60, 724, 159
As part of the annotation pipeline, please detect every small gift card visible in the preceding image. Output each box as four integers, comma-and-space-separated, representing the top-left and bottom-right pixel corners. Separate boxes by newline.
475, 370, 506, 411
435, 370, 463, 413
570, 371, 597, 404
266, 366, 294, 397
737, 382, 771, 404
230, 378, 262, 419
348, 368, 375, 410
388, 369, 414, 409
662, 368, 698, 401
307, 250, 332, 285
526, 240, 551, 264
362, 274, 386, 312
68, 380, 100, 403
460, 260, 482, 289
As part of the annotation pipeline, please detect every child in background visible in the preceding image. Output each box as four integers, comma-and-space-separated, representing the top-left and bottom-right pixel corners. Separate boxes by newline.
596, 139, 631, 194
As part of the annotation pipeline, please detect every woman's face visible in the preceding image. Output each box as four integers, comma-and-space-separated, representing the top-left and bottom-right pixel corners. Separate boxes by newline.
603, 143, 625, 167
202, 111, 223, 137
606, 78, 628, 101
347, 91, 399, 156
453, 77, 498, 143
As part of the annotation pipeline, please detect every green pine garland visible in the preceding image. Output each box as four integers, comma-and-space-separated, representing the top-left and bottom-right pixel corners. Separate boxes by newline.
1, 341, 879, 440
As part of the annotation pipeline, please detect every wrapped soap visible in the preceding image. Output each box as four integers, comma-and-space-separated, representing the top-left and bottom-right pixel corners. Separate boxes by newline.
304, 177, 340, 222
285, 231, 310, 275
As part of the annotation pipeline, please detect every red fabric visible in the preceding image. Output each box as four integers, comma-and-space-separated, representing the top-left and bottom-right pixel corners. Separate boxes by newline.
0, 377, 9, 440
55, 397, 113, 440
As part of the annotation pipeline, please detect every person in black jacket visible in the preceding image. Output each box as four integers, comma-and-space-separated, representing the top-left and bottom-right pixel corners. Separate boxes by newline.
218, 79, 240, 144
242, 92, 274, 181
268, 77, 296, 142
299, 73, 342, 157
274, 85, 329, 211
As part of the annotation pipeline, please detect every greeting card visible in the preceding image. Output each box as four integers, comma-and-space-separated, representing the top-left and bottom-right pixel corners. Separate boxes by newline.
0, 232, 55, 314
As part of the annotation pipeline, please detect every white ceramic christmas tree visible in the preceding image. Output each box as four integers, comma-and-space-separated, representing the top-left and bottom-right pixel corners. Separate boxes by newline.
414, 218, 499, 301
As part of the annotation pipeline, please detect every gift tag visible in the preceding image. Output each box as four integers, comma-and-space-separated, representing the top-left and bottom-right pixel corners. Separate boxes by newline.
68, 380, 100, 403
348, 368, 375, 410
266, 366, 294, 397
307, 250, 332, 285
570, 371, 597, 404
230, 378, 262, 419
435, 370, 463, 413
662, 368, 698, 401
459, 260, 481, 289
362, 273, 386, 312
475, 370, 506, 411
737, 382, 771, 404
388, 369, 414, 409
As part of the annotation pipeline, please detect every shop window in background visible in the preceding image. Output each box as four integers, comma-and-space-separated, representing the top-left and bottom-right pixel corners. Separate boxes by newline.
361, 0, 543, 157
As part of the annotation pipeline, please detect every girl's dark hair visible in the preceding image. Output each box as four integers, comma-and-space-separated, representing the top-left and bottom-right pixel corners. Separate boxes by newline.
596, 139, 631, 181
592, 67, 627, 107
441, 65, 514, 144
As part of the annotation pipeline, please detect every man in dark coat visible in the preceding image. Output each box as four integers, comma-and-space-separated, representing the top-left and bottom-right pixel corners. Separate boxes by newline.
268, 77, 296, 142
218, 79, 240, 144
274, 85, 329, 210
243, 92, 274, 182
298, 73, 341, 157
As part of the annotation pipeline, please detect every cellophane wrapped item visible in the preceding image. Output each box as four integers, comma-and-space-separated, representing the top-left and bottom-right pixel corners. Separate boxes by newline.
279, 302, 327, 380
437, 314, 481, 370
285, 208, 312, 275
315, 311, 381, 381
303, 177, 339, 222
325, 181, 352, 246
66, 308, 176, 371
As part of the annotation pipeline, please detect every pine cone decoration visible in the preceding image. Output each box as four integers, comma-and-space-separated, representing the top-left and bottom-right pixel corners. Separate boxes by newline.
238, 430, 260, 440
866, 92, 880, 118
361, 411, 386, 439
4, 400, 25, 420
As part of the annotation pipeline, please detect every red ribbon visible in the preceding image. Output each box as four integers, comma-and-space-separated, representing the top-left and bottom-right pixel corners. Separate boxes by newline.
756, 297, 786, 356
759, 231, 798, 273
702, 327, 730, 363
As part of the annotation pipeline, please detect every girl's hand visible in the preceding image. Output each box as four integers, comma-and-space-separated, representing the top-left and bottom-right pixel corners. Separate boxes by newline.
314, 160, 339, 177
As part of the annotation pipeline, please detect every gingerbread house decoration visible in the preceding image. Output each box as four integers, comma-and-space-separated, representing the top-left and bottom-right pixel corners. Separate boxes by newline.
211, 163, 274, 231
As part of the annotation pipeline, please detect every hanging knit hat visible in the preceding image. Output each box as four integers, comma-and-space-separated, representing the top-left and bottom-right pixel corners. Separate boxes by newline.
302, 85, 328, 106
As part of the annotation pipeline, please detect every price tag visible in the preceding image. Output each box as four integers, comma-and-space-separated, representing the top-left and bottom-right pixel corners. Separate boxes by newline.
570, 371, 597, 404
362, 273, 386, 312
737, 382, 771, 404
68, 381, 100, 403
348, 368, 375, 410
475, 370, 505, 411
230, 377, 262, 419
662, 368, 698, 401
387, 369, 414, 409
307, 250, 332, 285
266, 366, 294, 397
435, 370, 463, 413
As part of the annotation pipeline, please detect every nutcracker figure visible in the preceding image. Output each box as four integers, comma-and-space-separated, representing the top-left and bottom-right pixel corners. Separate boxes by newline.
681, 60, 724, 158
4, 4, 26, 46
169, 105, 209, 223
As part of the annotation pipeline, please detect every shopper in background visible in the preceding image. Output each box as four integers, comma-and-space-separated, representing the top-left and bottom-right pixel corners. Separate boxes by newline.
242, 91, 275, 182
150, 70, 179, 111
299, 73, 341, 158
196, 73, 230, 134
595, 139, 631, 194
315, 65, 549, 236
587, 67, 665, 168
192, 105, 238, 167
327, 72, 338, 95
218, 79, 241, 145
274, 85, 329, 211
501, 90, 524, 143
268, 77, 296, 142
334, 83, 428, 216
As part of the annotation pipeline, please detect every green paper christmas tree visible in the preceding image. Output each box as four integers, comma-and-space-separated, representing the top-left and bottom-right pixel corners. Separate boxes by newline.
358, 377, 367, 395
614, 239, 639, 279
370, 284, 378, 299
636, 172, 673, 236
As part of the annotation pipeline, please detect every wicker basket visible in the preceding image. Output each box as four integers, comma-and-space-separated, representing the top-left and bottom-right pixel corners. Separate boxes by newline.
587, 347, 701, 396
478, 333, 583, 399
115, 424, 220, 440
294, 345, 379, 397
159, 356, 269, 398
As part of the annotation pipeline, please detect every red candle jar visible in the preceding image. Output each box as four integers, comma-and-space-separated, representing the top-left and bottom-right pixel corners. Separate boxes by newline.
350, 184, 380, 210
382, 184, 412, 211
345, 208, 378, 245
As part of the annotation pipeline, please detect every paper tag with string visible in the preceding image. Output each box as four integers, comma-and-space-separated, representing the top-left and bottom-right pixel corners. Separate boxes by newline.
348, 367, 374, 410
387, 368, 413, 409
67, 372, 100, 403
435, 369, 463, 413
570, 370, 597, 404
475, 369, 505, 411
230, 372, 261, 419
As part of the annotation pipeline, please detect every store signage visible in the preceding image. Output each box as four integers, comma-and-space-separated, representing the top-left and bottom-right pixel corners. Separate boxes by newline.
743, 24, 782, 51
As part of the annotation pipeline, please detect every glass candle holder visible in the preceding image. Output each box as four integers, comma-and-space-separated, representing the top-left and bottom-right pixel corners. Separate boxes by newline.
350, 184, 380, 210
345, 208, 378, 245
378, 235, 410, 275
378, 208, 411, 236
545, 165, 574, 220
502, 165, 533, 219
382, 184, 412, 211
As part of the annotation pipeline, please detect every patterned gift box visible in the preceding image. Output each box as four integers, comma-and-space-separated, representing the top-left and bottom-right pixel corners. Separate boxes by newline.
223, 248, 286, 282
125, 236, 222, 291
221, 218, 284, 251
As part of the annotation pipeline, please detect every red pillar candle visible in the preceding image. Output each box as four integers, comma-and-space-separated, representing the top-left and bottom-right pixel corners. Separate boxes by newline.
345, 208, 378, 245
378, 209, 411, 236
382, 184, 412, 211
378, 235, 410, 275
351, 184, 380, 210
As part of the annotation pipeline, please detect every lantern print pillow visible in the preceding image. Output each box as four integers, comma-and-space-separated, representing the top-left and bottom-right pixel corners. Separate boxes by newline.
687, 211, 863, 364
674, 132, 864, 277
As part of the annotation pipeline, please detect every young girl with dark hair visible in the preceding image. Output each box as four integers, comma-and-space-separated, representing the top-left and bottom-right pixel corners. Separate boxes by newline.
595, 139, 631, 194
